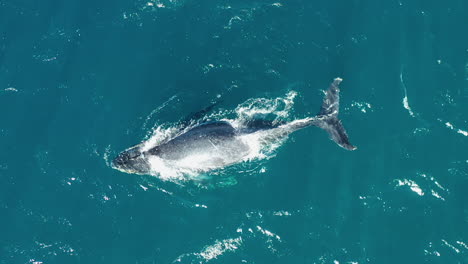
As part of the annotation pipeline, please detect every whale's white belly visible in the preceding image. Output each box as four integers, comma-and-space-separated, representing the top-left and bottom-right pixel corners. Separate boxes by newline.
158, 135, 251, 171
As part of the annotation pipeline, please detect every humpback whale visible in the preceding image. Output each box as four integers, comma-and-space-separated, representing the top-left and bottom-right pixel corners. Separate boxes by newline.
112, 78, 356, 176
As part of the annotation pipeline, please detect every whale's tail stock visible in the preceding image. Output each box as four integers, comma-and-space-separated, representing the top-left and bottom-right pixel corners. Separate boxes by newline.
314, 77, 356, 150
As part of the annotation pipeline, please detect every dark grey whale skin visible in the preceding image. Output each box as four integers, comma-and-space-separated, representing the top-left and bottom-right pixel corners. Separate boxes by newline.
148, 121, 238, 160
112, 78, 356, 175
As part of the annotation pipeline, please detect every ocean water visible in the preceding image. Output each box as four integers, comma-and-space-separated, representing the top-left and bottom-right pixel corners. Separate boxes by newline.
1, 0, 467, 263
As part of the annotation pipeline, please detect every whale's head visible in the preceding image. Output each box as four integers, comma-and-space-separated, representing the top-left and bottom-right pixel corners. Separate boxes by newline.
112, 146, 151, 175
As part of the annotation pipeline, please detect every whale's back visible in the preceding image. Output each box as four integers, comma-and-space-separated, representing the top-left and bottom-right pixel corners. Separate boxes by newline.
147, 121, 250, 169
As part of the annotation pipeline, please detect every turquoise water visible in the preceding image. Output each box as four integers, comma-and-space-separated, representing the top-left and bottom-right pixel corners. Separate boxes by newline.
1, 0, 468, 263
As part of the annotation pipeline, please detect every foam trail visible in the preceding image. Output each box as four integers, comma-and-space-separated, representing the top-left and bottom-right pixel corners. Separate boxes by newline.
142, 94, 178, 130
400, 70, 415, 117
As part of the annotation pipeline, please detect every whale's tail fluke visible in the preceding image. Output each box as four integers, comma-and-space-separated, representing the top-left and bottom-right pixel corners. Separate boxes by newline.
314, 78, 357, 151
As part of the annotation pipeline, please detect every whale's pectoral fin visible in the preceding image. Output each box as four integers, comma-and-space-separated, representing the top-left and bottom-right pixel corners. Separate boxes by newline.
180, 100, 223, 126
315, 78, 357, 151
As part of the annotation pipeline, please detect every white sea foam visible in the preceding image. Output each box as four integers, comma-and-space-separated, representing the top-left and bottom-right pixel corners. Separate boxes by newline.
141, 125, 180, 152
400, 70, 415, 117
4, 87, 18, 92
457, 129, 468, 136
442, 239, 460, 254
351, 101, 372, 113
173, 237, 242, 263
273, 210, 291, 216
442, 120, 468, 137
234, 90, 297, 121
395, 179, 424, 196
198, 237, 242, 261
256, 226, 281, 241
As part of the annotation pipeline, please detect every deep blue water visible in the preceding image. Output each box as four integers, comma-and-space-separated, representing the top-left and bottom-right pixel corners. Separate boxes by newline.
1, 0, 468, 263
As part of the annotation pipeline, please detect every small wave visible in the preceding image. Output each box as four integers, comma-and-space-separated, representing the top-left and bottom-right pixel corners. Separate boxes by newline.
173, 237, 242, 263
350, 101, 372, 113
394, 172, 448, 200
395, 179, 424, 196
424, 239, 468, 258
173, 220, 284, 263
440, 120, 468, 137
3, 87, 18, 92
142, 0, 186, 10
